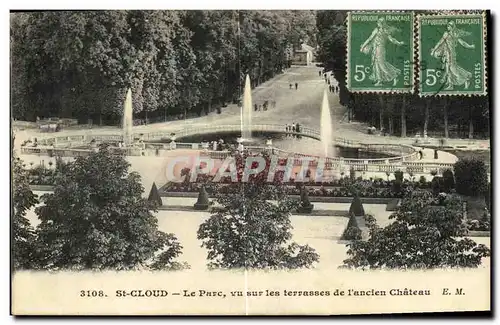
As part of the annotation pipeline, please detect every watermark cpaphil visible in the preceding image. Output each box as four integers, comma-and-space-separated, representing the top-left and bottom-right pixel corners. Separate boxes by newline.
164, 153, 339, 184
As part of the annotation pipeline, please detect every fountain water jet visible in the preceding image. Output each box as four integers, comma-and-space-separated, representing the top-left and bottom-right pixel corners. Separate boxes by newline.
123, 88, 133, 146
320, 89, 333, 157
241, 74, 253, 141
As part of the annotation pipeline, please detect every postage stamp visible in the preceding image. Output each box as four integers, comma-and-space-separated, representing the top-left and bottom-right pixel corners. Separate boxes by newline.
347, 11, 415, 93
418, 13, 487, 96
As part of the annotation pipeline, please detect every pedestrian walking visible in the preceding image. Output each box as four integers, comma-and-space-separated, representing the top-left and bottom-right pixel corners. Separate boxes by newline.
291, 123, 296, 135
289, 83, 293, 89
296, 123, 301, 139
328, 79, 331, 85
318, 70, 322, 77
258, 104, 262, 111
336, 86, 339, 93
295, 82, 298, 90
254, 103, 258, 111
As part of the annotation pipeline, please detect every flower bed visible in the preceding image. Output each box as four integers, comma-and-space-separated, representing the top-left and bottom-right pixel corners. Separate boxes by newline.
466, 218, 490, 232
26, 165, 57, 185
163, 180, 415, 199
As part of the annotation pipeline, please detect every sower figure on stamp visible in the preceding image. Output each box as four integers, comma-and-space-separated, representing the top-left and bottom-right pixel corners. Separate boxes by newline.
430, 21, 475, 91
360, 17, 404, 87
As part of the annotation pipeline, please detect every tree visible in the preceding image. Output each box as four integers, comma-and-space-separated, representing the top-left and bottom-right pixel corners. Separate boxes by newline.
484, 183, 491, 212
12, 11, 320, 124
431, 176, 444, 195
316, 11, 347, 103
392, 170, 404, 197
454, 158, 488, 197
423, 97, 431, 136
442, 169, 455, 193
197, 152, 319, 269
12, 155, 38, 270
400, 94, 407, 137
34, 144, 187, 270
342, 191, 490, 269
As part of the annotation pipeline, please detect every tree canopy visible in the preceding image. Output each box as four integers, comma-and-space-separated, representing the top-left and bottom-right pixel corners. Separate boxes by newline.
12, 154, 38, 270
342, 190, 490, 269
197, 152, 320, 269
11, 10, 318, 123
34, 145, 187, 271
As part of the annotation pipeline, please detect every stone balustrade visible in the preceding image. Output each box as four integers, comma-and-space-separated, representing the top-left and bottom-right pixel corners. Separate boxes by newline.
21, 123, 423, 167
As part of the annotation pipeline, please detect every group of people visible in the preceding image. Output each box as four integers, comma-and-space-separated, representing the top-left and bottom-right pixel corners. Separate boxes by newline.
285, 122, 302, 138
320, 70, 340, 94
328, 84, 339, 93
253, 100, 276, 112
289, 82, 299, 90
201, 139, 227, 152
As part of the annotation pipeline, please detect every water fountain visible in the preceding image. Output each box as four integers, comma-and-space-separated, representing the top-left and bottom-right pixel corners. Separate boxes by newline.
320, 89, 333, 157
21, 73, 415, 170
123, 88, 133, 147
241, 74, 253, 141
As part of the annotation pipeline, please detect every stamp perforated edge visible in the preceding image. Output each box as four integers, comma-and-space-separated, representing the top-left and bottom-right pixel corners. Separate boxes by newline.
416, 11, 488, 97
345, 10, 416, 94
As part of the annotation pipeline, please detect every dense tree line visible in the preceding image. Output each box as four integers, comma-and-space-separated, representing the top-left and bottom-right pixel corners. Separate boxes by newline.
11, 10, 317, 124
316, 10, 490, 139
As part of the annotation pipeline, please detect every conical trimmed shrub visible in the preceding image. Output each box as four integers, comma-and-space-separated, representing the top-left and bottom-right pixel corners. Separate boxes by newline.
346, 212, 359, 229
349, 195, 365, 217
147, 182, 163, 207
194, 185, 210, 210
297, 186, 314, 213
341, 214, 362, 240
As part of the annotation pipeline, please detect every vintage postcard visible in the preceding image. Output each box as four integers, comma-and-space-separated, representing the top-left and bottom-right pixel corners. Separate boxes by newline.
11, 9, 491, 316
